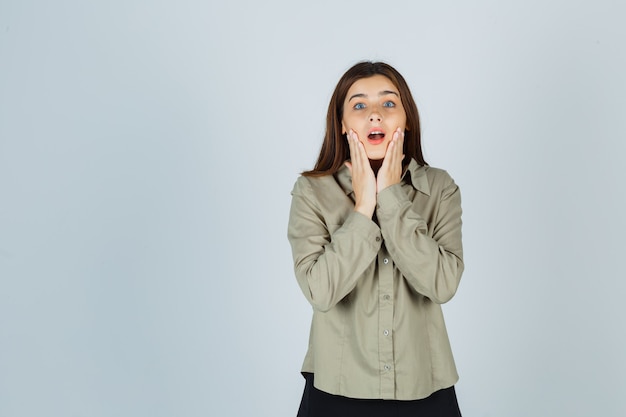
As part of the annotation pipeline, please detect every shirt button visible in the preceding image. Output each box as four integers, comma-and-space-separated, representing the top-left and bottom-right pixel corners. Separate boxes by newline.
375, 236, 381, 242
383, 329, 390, 336
383, 258, 389, 264
384, 364, 391, 371
383, 294, 390, 300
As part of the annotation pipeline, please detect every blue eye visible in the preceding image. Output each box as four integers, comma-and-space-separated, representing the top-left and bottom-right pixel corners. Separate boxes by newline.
383, 101, 396, 108
354, 103, 366, 110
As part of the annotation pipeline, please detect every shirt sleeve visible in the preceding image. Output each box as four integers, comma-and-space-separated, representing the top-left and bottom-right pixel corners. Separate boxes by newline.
287, 177, 382, 312
376, 174, 464, 304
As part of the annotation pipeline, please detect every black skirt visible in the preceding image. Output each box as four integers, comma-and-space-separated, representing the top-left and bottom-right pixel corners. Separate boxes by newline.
297, 373, 462, 417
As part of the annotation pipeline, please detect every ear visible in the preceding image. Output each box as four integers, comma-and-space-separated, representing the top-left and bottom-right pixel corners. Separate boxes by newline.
341, 121, 347, 135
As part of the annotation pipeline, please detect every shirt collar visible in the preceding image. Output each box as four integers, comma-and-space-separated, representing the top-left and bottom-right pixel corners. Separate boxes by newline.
335, 158, 431, 196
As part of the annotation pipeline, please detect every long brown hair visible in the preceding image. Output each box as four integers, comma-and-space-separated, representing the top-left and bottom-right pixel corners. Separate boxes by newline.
303, 61, 426, 177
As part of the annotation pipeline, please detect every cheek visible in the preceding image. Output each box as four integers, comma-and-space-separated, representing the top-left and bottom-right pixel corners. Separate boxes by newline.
342, 116, 356, 133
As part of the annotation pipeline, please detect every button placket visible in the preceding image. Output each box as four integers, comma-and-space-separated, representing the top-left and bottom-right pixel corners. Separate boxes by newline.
378, 247, 395, 396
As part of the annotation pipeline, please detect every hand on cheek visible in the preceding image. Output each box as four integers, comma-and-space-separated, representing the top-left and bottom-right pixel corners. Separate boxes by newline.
377, 128, 405, 193
344, 130, 377, 218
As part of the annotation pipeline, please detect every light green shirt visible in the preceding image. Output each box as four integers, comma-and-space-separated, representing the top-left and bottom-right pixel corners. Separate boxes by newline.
287, 159, 464, 400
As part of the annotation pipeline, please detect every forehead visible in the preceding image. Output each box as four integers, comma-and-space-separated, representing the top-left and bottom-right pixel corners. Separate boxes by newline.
346, 74, 398, 97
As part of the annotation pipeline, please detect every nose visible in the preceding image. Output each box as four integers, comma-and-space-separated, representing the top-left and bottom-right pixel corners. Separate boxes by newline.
369, 110, 382, 123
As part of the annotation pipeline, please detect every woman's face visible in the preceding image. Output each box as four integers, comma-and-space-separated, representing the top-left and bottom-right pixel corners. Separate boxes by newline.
341, 74, 407, 161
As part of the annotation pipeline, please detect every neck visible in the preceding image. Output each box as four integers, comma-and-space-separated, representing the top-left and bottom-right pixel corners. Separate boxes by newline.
369, 159, 383, 176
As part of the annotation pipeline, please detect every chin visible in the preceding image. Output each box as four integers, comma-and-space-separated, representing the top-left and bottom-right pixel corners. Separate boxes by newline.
366, 153, 386, 161
364, 144, 390, 161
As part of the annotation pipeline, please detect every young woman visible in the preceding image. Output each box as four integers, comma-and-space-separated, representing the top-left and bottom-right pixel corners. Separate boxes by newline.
288, 61, 464, 416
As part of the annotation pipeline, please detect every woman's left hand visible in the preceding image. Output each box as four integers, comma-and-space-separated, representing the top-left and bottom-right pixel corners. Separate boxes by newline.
377, 128, 405, 193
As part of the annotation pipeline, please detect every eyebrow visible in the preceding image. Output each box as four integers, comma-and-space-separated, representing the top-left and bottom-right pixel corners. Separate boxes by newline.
348, 90, 400, 101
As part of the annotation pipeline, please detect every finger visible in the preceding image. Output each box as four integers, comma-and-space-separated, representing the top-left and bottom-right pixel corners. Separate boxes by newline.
381, 129, 403, 173
396, 128, 404, 145
391, 128, 404, 162
383, 130, 398, 161
350, 130, 367, 168
347, 130, 358, 163
396, 128, 405, 160
347, 131, 356, 164
355, 135, 368, 164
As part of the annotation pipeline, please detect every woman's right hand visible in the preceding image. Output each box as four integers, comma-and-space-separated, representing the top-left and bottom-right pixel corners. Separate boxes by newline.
344, 130, 377, 218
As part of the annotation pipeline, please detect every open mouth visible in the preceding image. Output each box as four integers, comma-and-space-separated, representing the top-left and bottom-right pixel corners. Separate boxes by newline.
368, 130, 385, 143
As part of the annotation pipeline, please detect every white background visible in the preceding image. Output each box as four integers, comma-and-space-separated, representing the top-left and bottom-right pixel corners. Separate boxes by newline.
1, 1, 625, 416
